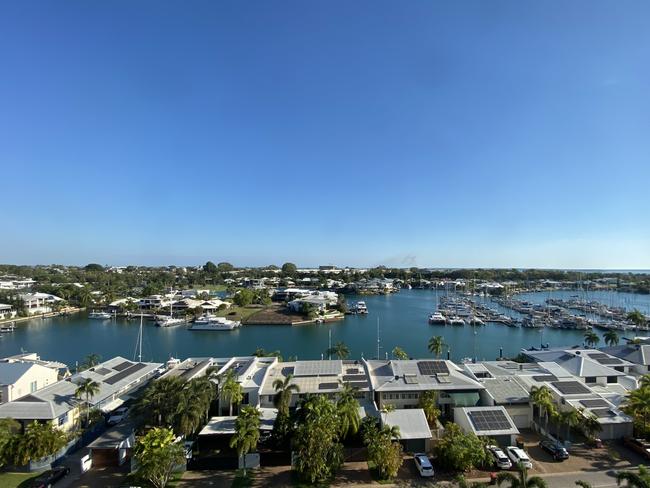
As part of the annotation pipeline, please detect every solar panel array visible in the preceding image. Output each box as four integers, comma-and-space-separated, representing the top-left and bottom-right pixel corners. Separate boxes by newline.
318, 382, 339, 390
436, 375, 451, 384
112, 361, 134, 372
551, 381, 591, 395
532, 375, 558, 382
346, 381, 369, 389
104, 362, 147, 385
404, 375, 419, 384
417, 361, 449, 376
588, 353, 609, 359
468, 410, 512, 432
596, 358, 623, 365
94, 367, 113, 376
591, 408, 616, 418
580, 399, 609, 408
294, 361, 341, 377
342, 374, 366, 382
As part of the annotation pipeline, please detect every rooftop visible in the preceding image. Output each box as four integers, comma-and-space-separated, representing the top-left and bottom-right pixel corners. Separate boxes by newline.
381, 408, 432, 440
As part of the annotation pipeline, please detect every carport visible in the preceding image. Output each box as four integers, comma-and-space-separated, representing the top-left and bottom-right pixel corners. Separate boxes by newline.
380, 409, 432, 453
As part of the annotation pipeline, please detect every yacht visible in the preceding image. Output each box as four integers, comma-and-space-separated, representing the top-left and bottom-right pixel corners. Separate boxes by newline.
428, 312, 447, 325
194, 314, 219, 325
449, 316, 465, 326
155, 316, 185, 327
468, 316, 485, 326
89, 311, 112, 320
355, 301, 368, 314
190, 316, 241, 331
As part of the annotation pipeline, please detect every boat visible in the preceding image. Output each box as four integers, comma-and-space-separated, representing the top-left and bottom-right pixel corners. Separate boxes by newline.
88, 311, 112, 320
189, 316, 240, 331
0, 325, 15, 333
194, 314, 219, 325
521, 316, 544, 328
428, 312, 447, 325
468, 316, 485, 326
355, 301, 368, 314
155, 316, 185, 327
449, 316, 465, 326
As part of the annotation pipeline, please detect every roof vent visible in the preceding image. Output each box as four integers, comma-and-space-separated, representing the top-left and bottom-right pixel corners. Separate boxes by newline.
394, 375, 399, 380
575, 351, 581, 355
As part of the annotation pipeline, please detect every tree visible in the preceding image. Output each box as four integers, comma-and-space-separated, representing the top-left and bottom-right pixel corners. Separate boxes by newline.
604, 329, 620, 347
575, 481, 593, 488
203, 261, 218, 274
0, 419, 20, 467
624, 387, 650, 434
233, 289, 254, 307
253, 347, 282, 360
418, 390, 440, 426
229, 406, 261, 476
293, 395, 344, 483
616, 464, 650, 488
3, 421, 67, 467
327, 341, 350, 360
174, 378, 214, 437
84, 263, 104, 272
428, 335, 446, 359
82, 353, 101, 370
220, 370, 243, 416
584, 330, 600, 348
496, 464, 547, 487
530, 385, 556, 435
75, 378, 101, 427
559, 409, 581, 443
272, 374, 299, 415
628, 310, 647, 328
77, 287, 94, 308
133, 427, 185, 488
336, 294, 348, 314
392, 346, 409, 360
456, 475, 490, 488
362, 417, 403, 480
135, 376, 187, 428
217, 262, 234, 272
434, 422, 490, 472
579, 410, 603, 442
281, 262, 297, 275
337, 383, 361, 439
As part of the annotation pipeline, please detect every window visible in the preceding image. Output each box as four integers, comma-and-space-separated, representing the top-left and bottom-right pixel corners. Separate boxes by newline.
585, 377, 597, 384
607, 376, 618, 384
58, 412, 68, 426
30, 381, 37, 393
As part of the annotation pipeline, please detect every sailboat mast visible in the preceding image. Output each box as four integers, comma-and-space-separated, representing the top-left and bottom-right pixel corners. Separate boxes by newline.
376, 316, 380, 360
138, 314, 143, 362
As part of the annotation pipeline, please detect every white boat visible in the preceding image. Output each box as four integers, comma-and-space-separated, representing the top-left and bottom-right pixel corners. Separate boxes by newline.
449, 316, 465, 326
190, 316, 240, 331
194, 314, 218, 325
89, 311, 112, 320
428, 312, 447, 325
155, 316, 185, 327
355, 301, 368, 314
469, 316, 485, 326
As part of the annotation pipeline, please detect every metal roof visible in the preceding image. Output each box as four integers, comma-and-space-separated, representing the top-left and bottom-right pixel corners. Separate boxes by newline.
381, 409, 432, 440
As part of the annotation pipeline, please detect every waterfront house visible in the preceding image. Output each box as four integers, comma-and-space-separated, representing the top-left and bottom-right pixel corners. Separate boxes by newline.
0, 277, 37, 290
18, 292, 63, 315
138, 295, 170, 310
0, 356, 161, 432
602, 343, 650, 375
0, 361, 58, 404
287, 291, 339, 313
0, 303, 16, 319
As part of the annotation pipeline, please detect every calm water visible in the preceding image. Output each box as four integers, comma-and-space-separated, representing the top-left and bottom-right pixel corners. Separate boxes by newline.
1, 290, 649, 367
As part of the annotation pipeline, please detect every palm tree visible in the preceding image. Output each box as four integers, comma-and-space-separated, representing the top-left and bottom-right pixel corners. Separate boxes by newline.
640, 375, 650, 389
604, 329, 620, 347
428, 335, 446, 359
584, 330, 600, 348
229, 406, 261, 476
579, 409, 603, 442
78, 287, 94, 308
530, 385, 555, 435
175, 389, 204, 437
418, 390, 440, 426
392, 346, 409, 360
272, 374, 300, 415
337, 382, 361, 439
135, 376, 186, 427
574, 482, 592, 488
624, 387, 650, 433
560, 409, 581, 443
327, 341, 350, 360
75, 378, 100, 427
83, 353, 101, 369
220, 371, 243, 416
616, 465, 650, 487
496, 463, 547, 487
627, 310, 647, 328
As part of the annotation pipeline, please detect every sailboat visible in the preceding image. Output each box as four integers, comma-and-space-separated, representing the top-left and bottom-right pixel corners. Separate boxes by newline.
155, 290, 185, 327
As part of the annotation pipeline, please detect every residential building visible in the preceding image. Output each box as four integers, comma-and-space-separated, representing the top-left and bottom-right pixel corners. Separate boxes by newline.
18, 293, 63, 315
0, 304, 16, 319
0, 361, 58, 404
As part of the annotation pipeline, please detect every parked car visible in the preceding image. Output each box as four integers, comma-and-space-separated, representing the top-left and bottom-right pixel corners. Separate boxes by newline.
539, 440, 569, 461
107, 407, 129, 426
506, 446, 533, 469
31, 466, 70, 488
486, 445, 512, 469
624, 437, 650, 460
413, 453, 434, 477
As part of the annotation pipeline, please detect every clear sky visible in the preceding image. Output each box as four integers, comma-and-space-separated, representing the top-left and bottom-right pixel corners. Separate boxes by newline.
1, 1, 649, 268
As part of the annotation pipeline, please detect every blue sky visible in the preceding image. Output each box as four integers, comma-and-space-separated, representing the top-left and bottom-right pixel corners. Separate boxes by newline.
1, 1, 649, 268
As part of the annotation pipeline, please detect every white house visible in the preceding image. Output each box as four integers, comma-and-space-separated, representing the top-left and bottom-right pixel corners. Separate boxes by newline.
18, 293, 64, 315
0, 361, 59, 404
0, 304, 16, 319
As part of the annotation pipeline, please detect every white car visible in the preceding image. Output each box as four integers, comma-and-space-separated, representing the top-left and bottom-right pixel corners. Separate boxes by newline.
413, 453, 434, 477
107, 407, 129, 426
506, 446, 533, 469
487, 445, 512, 469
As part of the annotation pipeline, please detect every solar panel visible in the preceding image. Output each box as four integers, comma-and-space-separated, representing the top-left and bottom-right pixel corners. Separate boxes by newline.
104, 363, 147, 385
318, 382, 339, 390
346, 368, 359, 374
294, 361, 342, 377
346, 381, 369, 388
596, 358, 623, 365
112, 361, 134, 372
404, 375, 419, 384
580, 399, 609, 408
588, 353, 609, 359
342, 374, 366, 382
436, 375, 451, 384
591, 408, 616, 418
417, 361, 449, 376
95, 367, 112, 376
551, 381, 591, 395
532, 375, 558, 382
468, 410, 513, 432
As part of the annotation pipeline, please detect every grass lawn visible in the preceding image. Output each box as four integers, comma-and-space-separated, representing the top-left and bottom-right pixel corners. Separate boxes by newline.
0, 472, 40, 488
215, 305, 264, 322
